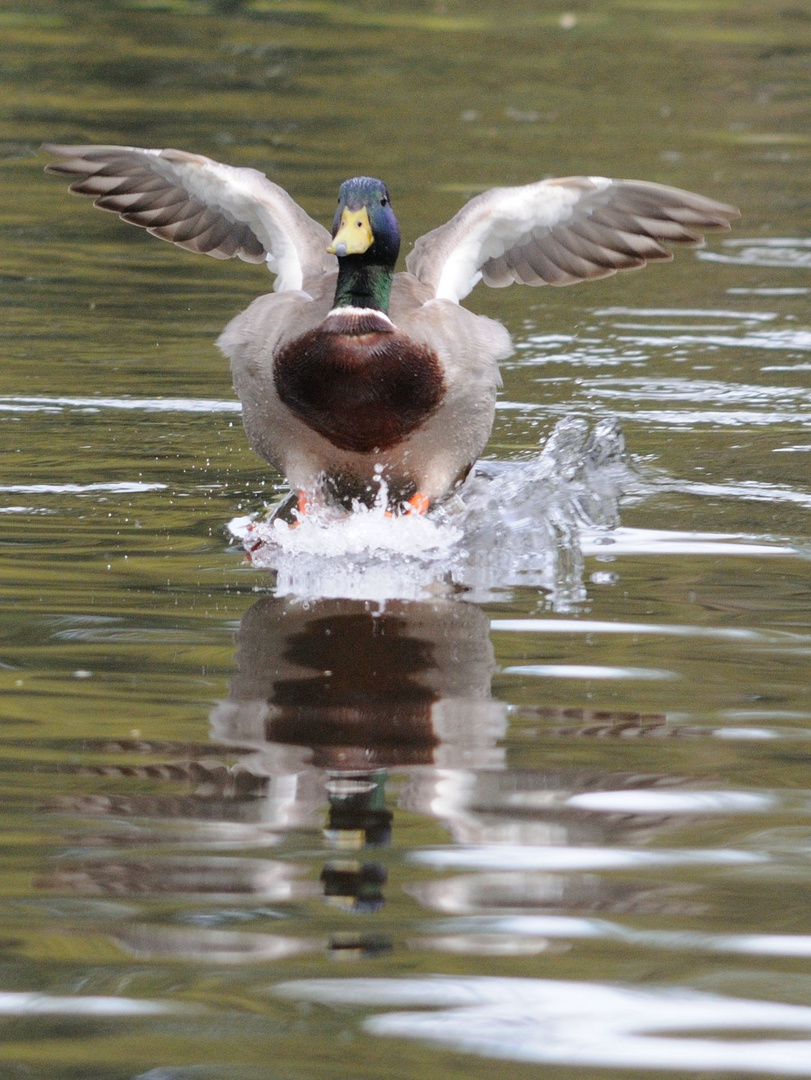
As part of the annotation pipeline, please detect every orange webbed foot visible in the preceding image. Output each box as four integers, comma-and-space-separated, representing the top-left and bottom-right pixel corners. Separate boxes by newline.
290, 490, 309, 528
386, 491, 431, 518
405, 492, 431, 515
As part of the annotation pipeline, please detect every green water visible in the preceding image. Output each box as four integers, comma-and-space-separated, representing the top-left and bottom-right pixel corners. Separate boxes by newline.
1, 1, 811, 1077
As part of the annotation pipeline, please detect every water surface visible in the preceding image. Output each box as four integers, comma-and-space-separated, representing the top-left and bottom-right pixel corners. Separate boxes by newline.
1, 1, 811, 1077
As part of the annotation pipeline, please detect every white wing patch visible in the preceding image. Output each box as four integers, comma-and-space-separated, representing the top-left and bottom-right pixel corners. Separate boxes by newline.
433, 181, 593, 301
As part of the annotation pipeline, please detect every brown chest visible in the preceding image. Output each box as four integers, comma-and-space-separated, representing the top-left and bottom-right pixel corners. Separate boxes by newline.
273, 326, 446, 454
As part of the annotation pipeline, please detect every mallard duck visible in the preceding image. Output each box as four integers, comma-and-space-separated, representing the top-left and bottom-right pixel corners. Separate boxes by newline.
43, 144, 738, 515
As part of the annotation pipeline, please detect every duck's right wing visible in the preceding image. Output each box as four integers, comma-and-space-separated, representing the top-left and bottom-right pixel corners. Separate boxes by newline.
43, 144, 334, 292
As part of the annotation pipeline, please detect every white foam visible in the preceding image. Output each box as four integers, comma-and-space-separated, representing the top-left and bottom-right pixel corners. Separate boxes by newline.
229, 415, 629, 604
229, 492, 463, 602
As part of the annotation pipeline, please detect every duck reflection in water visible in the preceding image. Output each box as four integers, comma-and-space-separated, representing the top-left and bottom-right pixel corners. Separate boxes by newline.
213, 596, 701, 925
39, 593, 711, 964
213, 594, 505, 773
211, 594, 507, 928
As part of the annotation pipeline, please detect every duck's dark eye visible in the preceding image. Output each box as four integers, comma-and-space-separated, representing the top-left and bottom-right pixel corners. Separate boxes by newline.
380, 197, 388, 207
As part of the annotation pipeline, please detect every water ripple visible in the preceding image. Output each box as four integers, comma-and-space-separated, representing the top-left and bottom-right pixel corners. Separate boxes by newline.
431, 917, 811, 960
698, 237, 811, 269
490, 619, 788, 642
411, 845, 766, 871
0, 992, 185, 1016
0, 395, 241, 414
0, 481, 166, 494
277, 976, 811, 1074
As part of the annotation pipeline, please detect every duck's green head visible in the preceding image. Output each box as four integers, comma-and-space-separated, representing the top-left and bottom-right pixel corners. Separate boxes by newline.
328, 177, 400, 267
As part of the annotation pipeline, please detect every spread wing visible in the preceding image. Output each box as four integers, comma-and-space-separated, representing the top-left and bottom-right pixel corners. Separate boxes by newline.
406, 176, 739, 303
43, 143, 334, 292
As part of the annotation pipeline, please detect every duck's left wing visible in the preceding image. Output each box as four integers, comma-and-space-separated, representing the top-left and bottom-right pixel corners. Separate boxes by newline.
406, 176, 739, 303
43, 144, 333, 291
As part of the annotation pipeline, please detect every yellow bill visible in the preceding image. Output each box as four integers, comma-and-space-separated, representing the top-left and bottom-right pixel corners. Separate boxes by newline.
327, 206, 374, 256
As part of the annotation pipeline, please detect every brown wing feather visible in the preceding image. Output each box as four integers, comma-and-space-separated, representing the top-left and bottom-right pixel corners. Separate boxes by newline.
43, 143, 335, 289
44, 144, 269, 264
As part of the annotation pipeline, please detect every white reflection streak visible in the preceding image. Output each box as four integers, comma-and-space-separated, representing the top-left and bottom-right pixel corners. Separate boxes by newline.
720, 239, 811, 247
411, 845, 766, 871
276, 976, 811, 1074
580, 526, 800, 557
434, 917, 811, 961
666, 480, 811, 509
503, 664, 677, 680
592, 409, 811, 426
593, 306, 779, 321
565, 790, 775, 813
615, 330, 811, 350
0, 395, 242, 413
490, 618, 761, 639
697, 237, 811, 269
0, 482, 166, 494
0, 992, 184, 1015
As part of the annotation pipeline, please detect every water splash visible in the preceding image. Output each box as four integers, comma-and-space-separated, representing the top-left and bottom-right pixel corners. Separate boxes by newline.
227, 416, 630, 605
